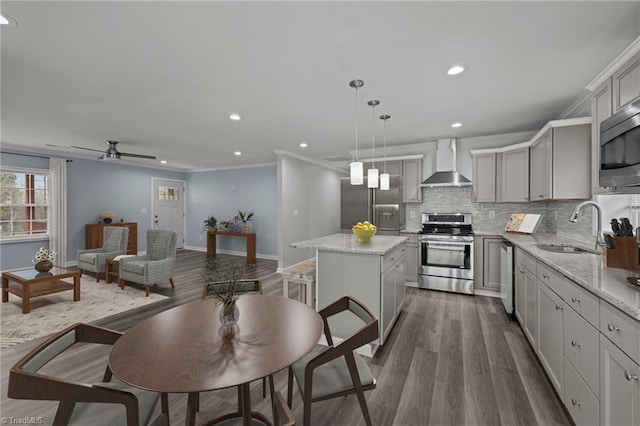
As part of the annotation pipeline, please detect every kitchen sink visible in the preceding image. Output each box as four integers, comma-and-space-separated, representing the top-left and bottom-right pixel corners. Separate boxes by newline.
534, 244, 600, 254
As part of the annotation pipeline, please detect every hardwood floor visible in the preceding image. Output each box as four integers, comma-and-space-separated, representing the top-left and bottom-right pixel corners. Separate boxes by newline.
0, 250, 570, 425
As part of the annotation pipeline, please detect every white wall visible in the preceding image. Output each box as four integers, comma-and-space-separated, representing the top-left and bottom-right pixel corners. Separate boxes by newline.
277, 153, 342, 269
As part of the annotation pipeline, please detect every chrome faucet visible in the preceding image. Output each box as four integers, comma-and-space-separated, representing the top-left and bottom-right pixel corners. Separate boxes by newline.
569, 200, 605, 250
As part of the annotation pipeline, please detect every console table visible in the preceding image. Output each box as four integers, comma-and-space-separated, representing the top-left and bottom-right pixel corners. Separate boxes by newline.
207, 230, 256, 264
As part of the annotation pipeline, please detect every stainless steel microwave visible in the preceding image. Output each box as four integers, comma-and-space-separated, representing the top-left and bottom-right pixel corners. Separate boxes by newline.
600, 97, 640, 187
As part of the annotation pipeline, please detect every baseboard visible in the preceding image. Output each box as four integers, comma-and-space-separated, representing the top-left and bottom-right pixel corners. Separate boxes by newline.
474, 288, 501, 298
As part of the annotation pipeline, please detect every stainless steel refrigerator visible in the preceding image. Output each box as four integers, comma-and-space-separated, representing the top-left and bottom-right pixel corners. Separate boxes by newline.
340, 175, 405, 231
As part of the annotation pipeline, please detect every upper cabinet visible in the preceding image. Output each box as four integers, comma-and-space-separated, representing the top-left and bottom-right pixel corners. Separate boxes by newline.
500, 146, 530, 203
471, 152, 496, 202
402, 158, 422, 203
589, 39, 640, 194
613, 49, 640, 111
529, 119, 591, 202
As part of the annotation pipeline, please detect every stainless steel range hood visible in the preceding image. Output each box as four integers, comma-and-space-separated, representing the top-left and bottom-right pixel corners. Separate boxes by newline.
421, 138, 471, 187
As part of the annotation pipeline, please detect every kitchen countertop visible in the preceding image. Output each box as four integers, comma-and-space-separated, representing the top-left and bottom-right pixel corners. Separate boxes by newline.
502, 232, 640, 321
290, 233, 408, 255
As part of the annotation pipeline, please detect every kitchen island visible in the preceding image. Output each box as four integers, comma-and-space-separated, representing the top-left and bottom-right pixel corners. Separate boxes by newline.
291, 233, 408, 355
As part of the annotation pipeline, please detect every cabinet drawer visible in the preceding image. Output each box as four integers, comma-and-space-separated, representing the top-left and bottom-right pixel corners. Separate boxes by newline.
536, 261, 565, 296
565, 305, 600, 395
382, 245, 405, 273
600, 301, 640, 362
564, 357, 599, 426
563, 279, 599, 328
515, 248, 536, 273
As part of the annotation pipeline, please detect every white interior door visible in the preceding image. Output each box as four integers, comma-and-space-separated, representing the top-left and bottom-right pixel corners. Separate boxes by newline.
152, 178, 185, 249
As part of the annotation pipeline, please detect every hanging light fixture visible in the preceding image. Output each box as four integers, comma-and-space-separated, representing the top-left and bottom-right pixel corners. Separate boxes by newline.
367, 99, 380, 188
349, 80, 365, 185
379, 114, 391, 190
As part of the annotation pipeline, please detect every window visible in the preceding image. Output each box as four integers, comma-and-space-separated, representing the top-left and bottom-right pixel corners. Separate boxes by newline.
158, 184, 180, 201
0, 169, 49, 239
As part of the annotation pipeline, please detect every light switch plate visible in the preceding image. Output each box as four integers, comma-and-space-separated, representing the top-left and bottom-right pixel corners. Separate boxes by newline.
489, 210, 495, 219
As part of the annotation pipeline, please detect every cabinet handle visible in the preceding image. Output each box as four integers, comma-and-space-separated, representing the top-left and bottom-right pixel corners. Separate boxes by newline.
538, 194, 543, 198
519, 270, 525, 274
543, 274, 549, 279
571, 398, 581, 406
625, 371, 638, 381
607, 324, 621, 332
571, 340, 581, 347
571, 297, 580, 303
555, 304, 562, 310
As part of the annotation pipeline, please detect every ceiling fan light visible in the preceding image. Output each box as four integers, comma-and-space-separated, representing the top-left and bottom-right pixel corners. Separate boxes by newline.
368, 168, 379, 188
350, 161, 363, 185
380, 173, 390, 190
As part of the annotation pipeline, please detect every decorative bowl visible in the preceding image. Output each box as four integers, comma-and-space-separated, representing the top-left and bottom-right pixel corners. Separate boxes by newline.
352, 227, 376, 242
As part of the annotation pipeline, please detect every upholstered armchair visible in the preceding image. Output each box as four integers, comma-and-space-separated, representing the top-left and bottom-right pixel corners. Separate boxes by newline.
119, 230, 177, 297
77, 226, 129, 282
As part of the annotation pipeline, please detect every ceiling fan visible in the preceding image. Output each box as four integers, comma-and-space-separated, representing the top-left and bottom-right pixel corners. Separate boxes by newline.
70, 140, 156, 160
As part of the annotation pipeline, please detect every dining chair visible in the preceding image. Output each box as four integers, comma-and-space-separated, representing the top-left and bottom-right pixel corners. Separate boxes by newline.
7, 322, 168, 426
287, 295, 379, 426
119, 229, 177, 296
77, 226, 129, 282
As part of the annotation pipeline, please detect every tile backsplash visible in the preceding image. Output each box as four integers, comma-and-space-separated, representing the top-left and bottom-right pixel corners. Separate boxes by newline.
405, 187, 593, 244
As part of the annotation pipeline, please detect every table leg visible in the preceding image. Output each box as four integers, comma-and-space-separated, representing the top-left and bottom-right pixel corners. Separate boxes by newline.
207, 231, 217, 257
22, 283, 30, 314
2, 276, 8, 303
73, 273, 81, 301
241, 382, 252, 426
186, 392, 199, 426
247, 234, 256, 265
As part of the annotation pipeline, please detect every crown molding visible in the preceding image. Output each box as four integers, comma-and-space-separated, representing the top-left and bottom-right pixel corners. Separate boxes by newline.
586, 35, 640, 92
188, 161, 276, 173
557, 90, 592, 119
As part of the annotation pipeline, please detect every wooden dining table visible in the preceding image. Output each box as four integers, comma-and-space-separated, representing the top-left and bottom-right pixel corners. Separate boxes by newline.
109, 294, 323, 426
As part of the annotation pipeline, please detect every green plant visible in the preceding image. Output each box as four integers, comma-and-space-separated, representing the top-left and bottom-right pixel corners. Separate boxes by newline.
202, 215, 217, 232
220, 220, 230, 230
238, 210, 254, 224
202, 258, 245, 307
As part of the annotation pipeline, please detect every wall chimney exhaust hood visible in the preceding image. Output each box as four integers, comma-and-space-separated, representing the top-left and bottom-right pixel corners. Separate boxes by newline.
421, 138, 471, 187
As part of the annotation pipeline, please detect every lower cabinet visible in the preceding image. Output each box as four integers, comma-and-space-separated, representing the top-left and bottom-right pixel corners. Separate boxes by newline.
401, 232, 418, 284
565, 357, 600, 425
537, 282, 564, 396
600, 334, 640, 426
381, 249, 406, 342
474, 236, 502, 292
524, 267, 538, 348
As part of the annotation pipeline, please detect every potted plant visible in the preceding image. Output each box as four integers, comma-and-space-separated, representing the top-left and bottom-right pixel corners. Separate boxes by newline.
203, 215, 217, 233
219, 220, 230, 231
202, 258, 246, 326
238, 210, 254, 233
101, 211, 115, 224
32, 247, 57, 272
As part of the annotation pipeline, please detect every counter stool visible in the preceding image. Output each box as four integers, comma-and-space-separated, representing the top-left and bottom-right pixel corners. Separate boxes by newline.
282, 258, 316, 308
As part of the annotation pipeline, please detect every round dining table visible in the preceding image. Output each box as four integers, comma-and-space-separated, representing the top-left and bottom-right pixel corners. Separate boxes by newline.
109, 294, 323, 426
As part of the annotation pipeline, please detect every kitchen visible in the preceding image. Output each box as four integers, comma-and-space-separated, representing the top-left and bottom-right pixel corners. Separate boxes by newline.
288, 35, 640, 425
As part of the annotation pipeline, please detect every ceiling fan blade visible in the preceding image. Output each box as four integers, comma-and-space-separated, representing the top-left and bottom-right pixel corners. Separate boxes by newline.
70, 145, 106, 153
119, 152, 157, 160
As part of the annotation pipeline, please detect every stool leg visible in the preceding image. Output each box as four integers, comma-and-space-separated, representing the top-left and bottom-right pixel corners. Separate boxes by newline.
306, 281, 313, 308
283, 278, 289, 299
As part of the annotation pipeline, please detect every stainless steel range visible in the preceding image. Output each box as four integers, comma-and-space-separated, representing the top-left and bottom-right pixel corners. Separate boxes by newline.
413, 212, 474, 295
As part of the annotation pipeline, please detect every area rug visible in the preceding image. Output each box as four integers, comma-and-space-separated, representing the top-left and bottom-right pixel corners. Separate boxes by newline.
1, 275, 168, 348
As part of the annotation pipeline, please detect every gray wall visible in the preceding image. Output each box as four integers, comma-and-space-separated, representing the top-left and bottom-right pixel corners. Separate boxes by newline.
278, 153, 342, 270
185, 165, 278, 257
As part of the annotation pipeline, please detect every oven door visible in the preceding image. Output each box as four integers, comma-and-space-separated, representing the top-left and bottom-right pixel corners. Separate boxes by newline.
420, 237, 473, 279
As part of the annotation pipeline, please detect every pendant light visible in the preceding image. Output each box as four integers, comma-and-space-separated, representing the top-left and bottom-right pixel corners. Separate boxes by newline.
379, 114, 391, 190
349, 80, 365, 185
367, 99, 380, 188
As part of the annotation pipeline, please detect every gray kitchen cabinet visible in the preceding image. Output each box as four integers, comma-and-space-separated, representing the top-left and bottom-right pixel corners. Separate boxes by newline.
600, 334, 640, 426
401, 232, 418, 284
537, 281, 565, 397
565, 357, 600, 426
612, 49, 640, 112
529, 119, 591, 201
402, 158, 422, 203
471, 152, 496, 202
472, 236, 501, 292
381, 246, 406, 342
591, 79, 613, 193
515, 261, 526, 326
515, 248, 538, 349
499, 147, 529, 202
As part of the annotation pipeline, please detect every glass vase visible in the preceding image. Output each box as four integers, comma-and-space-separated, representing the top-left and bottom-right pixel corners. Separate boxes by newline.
219, 302, 239, 327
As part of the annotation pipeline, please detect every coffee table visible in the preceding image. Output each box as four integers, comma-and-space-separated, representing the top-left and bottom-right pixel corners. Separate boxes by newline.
109, 295, 323, 426
2, 266, 81, 314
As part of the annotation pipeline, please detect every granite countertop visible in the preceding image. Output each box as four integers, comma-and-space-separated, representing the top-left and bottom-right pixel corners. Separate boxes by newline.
502, 232, 640, 321
290, 233, 408, 255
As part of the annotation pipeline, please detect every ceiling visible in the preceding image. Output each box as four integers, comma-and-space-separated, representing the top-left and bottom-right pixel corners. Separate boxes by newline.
2, 1, 639, 171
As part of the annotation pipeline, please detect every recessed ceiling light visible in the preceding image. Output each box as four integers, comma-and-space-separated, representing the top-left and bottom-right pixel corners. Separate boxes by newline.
451, 122, 462, 128
160, 160, 167, 164
447, 65, 467, 76
229, 113, 241, 121
0, 13, 17, 27
299, 142, 308, 148
234, 151, 242, 156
